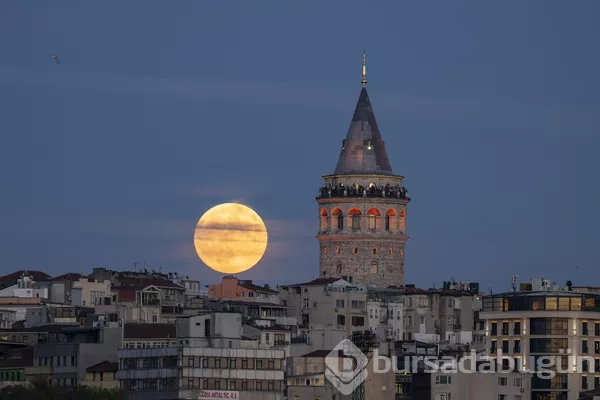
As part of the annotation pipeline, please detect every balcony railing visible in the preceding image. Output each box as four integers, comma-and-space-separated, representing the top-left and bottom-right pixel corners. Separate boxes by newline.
317, 184, 409, 200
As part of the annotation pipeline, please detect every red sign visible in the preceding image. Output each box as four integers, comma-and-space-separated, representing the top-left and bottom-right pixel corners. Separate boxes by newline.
198, 391, 239, 399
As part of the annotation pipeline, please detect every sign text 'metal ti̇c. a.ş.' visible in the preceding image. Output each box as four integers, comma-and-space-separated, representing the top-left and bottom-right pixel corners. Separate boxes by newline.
197, 391, 239, 399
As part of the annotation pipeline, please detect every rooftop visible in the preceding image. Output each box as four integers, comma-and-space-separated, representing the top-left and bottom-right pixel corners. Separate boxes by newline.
332, 86, 394, 176
86, 360, 118, 373
124, 323, 175, 339
0, 270, 51, 284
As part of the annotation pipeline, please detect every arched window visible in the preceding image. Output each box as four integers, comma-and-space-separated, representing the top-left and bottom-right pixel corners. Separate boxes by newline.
332, 208, 343, 230
368, 214, 375, 229
352, 215, 360, 230
319, 209, 328, 232
373, 248, 378, 254
336, 264, 342, 273
371, 264, 378, 274
399, 209, 406, 233
386, 208, 397, 231
349, 208, 361, 231
367, 208, 381, 230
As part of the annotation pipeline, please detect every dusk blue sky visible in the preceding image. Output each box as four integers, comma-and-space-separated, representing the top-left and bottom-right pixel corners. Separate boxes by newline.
1, 1, 599, 291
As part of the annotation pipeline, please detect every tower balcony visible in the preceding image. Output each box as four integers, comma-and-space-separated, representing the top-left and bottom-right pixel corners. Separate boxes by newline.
316, 184, 409, 201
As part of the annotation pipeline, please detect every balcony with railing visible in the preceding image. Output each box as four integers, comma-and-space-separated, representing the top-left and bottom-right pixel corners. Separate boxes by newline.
317, 183, 409, 200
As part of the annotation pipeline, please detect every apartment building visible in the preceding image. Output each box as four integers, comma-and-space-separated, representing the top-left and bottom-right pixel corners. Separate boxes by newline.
368, 288, 405, 342
278, 278, 368, 351
0, 346, 32, 388
123, 323, 177, 349
26, 325, 122, 386
24, 303, 93, 327
431, 363, 531, 400
208, 276, 280, 303
0, 271, 50, 299
479, 278, 600, 400
90, 268, 187, 322
117, 311, 286, 400
83, 360, 118, 389
287, 343, 395, 400
206, 299, 297, 331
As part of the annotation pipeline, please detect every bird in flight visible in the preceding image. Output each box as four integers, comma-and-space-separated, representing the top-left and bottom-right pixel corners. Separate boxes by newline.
51, 54, 61, 64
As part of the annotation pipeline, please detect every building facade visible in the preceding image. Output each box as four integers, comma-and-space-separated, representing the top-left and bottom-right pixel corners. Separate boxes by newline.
117, 312, 286, 400
316, 55, 410, 288
479, 279, 600, 400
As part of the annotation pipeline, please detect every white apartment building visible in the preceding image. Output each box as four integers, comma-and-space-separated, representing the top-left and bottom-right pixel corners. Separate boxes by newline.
0, 272, 49, 299
431, 363, 531, 400
479, 278, 600, 400
278, 278, 368, 351
117, 312, 286, 400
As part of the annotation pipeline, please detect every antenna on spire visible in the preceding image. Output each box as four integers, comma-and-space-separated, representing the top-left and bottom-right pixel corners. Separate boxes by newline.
361, 51, 367, 87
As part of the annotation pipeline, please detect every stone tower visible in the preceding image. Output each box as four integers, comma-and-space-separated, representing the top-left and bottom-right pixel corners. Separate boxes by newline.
316, 53, 410, 288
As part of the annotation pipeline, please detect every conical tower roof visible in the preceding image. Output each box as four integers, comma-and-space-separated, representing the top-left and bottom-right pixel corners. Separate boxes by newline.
333, 85, 393, 175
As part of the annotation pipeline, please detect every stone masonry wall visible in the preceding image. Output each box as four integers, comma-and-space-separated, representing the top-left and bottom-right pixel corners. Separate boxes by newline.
318, 239, 406, 287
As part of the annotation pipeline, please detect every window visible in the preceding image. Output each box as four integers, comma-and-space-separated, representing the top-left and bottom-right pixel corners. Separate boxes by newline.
498, 396, 507, 400
370, 264, 378, 274
491, 340, 497, 353
514, 378, 522, 387
351, 214, 360, 230
335, 300, 345, 308
241, 359, 248, 369
256, 360, 263, 369
337, 315, 346, 326
352, 248, 358, 254
502, 340, 509, 353
368, 214, 376, 229
514, 321, 521, 335
268, 359, 274, 369
241, 380, 248, 390
337, 214, 344, 230
351, 316, 364, 326
583, 321, 589, 335
498, 377, 507, 386
256, 381, 262, 390
491, 322, 497, 336
502, 322, 509, 335
514, 339, 521, 353
435, 375, 451, 384
385, 215, 390, 230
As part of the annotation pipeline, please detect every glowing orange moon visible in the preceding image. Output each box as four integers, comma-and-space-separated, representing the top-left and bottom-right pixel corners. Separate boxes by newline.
193, 203, 268, 274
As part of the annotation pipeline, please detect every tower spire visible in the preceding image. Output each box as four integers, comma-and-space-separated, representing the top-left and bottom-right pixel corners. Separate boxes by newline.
361, 52, 367, 87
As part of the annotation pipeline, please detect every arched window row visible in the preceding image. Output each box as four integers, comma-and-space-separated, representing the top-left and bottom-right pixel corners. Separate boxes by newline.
319, 207, 406, 233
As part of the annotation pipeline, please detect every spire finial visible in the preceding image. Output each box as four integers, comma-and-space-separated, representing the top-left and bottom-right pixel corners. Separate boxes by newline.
361, 52, 367, 87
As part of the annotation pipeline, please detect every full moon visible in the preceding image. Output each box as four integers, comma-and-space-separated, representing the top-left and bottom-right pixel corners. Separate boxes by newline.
193, 203, 268, 274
